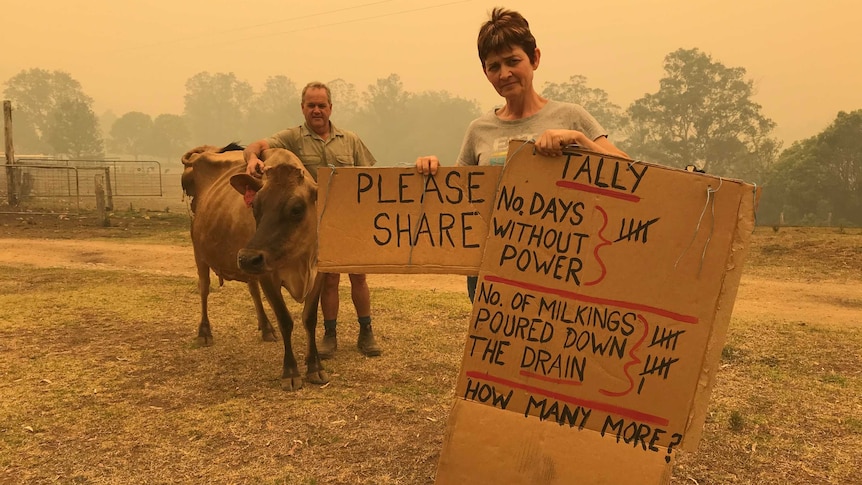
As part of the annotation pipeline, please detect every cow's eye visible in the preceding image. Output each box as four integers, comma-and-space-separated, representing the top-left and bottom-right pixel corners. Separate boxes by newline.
287, 201, 305, 220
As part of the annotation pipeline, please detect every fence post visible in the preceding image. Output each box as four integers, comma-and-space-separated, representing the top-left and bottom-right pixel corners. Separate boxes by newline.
103, 167, 114, 211
94, 175, 110, 227
3, 100, 18, 206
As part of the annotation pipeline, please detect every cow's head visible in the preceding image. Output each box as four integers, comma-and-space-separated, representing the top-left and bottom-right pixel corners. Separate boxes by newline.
229, 149, 319, 301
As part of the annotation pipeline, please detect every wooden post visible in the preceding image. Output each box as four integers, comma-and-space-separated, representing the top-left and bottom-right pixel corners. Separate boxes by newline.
3, 100, 18, 206
94, 175, 110, 227
103, 167, 114, 211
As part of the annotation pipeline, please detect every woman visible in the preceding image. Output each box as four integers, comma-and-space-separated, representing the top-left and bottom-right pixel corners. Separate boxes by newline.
415, 7, 628, 301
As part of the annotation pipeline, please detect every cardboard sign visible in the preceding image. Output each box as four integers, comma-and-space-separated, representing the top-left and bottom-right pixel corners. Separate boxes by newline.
317, 165, 499, 274
316, 142, 759, 484
435, 142, 759, 484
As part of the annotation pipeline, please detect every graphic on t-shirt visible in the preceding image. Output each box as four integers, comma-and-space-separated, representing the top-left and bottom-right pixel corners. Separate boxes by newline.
489, 151, 508, 166
490, 133, 538, 165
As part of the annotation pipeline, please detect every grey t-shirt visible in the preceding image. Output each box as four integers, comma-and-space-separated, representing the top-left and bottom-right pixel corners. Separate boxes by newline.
456, 100, 606, 166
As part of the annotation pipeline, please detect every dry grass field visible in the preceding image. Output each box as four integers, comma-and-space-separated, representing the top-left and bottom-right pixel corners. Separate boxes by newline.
0, 211, 860, 484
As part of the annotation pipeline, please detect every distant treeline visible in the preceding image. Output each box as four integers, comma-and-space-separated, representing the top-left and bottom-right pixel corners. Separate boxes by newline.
3, 48, 860, 226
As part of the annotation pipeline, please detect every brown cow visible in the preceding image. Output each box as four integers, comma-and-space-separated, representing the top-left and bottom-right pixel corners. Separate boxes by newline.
181, 144, 327, 390
181, 144, 276, 344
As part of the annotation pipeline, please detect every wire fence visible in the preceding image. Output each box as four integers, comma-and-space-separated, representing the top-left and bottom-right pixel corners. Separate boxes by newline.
1, 158, 186, 214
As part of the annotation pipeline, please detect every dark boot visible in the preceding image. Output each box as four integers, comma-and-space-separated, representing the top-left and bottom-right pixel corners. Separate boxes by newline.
319, 329, 338, 360
357, 324, 382, 357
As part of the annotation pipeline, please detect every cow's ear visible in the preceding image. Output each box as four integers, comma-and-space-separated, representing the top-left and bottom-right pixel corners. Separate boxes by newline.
229, 174, 263, 196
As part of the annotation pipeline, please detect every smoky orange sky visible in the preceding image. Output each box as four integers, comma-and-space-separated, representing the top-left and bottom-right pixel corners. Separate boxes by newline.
2, 0, 860, 147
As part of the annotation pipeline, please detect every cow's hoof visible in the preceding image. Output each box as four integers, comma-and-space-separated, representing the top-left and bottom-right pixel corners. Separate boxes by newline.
261, 330, 278, 342
306, 369, 330, 385
195, 335, 214, 347
281, 376, 304, 391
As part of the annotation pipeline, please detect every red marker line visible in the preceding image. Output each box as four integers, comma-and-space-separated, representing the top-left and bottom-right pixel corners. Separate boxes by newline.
584, 205, 610, 286
600, 314, 650, 397
519, 370, 583, 386
556, 181, 641, 202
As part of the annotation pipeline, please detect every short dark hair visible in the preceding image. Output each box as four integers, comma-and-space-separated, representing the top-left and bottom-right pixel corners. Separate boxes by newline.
477, 8, 537, 69
301, 82, 332, 104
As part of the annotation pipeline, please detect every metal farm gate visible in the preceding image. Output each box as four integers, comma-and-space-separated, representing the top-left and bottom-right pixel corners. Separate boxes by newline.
0, 158, 163, 214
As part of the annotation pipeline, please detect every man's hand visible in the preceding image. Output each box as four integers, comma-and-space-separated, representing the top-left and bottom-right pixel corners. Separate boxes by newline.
243, 141, 268, 177
245, 156, 265, 177
415, 155, 440, 175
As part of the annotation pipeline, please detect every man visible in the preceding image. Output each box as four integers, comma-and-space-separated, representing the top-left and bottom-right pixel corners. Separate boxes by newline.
244, 81, 381, 358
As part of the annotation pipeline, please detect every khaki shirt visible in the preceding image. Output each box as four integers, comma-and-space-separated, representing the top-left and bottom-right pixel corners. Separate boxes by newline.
266, 122, 376, 181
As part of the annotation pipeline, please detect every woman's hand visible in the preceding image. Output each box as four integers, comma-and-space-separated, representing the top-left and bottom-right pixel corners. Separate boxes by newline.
534, 129, 631, 159
534, 129, 583, 156
415, 155, 440, 175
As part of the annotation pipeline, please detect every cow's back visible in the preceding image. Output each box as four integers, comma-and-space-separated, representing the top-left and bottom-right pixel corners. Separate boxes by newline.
181, 146, 246, 212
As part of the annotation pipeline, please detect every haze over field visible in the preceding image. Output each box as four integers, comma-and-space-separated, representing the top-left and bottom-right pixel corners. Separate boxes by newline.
2, 0, 860, 146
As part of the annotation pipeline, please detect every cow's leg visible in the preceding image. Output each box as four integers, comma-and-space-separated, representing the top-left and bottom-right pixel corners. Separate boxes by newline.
247, 281, 277, 342
259, 276, 303, 391
196, 261, 214, 346
302, 274, 329, 385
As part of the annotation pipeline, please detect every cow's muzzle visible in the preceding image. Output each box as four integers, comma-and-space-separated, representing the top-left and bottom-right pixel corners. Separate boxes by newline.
237, 249, 269, 274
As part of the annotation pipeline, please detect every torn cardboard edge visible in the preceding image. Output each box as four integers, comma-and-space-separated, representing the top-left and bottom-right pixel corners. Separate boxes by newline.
682, 183, 761, 449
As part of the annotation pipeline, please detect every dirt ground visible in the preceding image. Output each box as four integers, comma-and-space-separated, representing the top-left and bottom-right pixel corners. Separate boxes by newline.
0, 211, 467, 293
0, 237, 465, 293
2, 210, 861, 484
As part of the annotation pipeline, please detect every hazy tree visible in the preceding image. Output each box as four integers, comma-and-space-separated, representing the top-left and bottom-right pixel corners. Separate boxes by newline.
109, 111, 153, 159
328, 78, 361, 126
183, 72, 253, 145
759, 110, 862, 226
348, 74, 481, 165
45, 99, 104, 158
362, 74, 410, 121
151, 114, 191, 160
3, 108, 44, 155
243, 75, 302, 142
626, 48, 780, 179
401, 91, 481, 166
2, 68, 95, 153
357, 74, 411, 163
542, 75, 628, 138
99, 110, 118, 143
